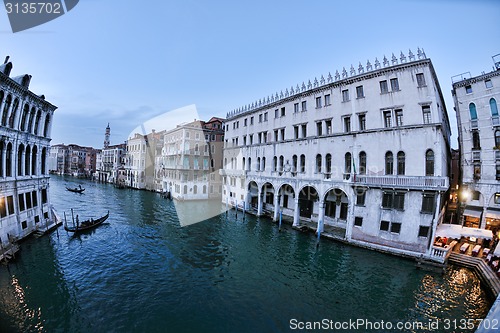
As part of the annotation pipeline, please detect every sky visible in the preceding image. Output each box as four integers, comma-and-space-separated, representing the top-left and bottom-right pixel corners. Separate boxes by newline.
1, 0, 499, 148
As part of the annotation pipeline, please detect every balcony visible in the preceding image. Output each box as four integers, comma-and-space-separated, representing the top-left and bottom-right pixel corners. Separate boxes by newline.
353, 175, 449, 190
493, 116, 500, 126
471, 119, 478, 129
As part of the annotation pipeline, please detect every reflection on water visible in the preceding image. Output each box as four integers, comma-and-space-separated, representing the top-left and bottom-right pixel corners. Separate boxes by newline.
0, 176, 493, 332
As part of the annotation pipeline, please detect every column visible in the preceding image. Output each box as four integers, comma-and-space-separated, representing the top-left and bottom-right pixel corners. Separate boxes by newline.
293, 197, 300, 226
273, 193, 280, 221
317, 200, 325, 234
257, 189, 263, 216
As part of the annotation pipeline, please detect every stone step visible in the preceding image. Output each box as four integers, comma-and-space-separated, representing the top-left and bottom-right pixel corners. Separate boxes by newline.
449, 253, 500, 297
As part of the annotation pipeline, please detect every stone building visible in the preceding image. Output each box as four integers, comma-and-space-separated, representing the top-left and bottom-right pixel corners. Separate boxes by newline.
96, 124, 126, 183
221, 49, 451, 260
125, 130, 165, 191
0, 57, 57, 254
452, 55, 500, 236
160, 117, 224, 200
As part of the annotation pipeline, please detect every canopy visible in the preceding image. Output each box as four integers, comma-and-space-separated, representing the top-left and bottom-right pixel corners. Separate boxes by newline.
463, 209, 482, 219
435, 224, 493, 240
486, 210, 500, 220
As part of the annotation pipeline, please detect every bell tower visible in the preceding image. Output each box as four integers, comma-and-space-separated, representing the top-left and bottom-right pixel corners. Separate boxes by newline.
104, 123, 110, 148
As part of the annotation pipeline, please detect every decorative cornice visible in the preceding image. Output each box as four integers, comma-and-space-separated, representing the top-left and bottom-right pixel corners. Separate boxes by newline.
452, 70, 500, 89
227, 48, 428, 120
0, 71, 57, 111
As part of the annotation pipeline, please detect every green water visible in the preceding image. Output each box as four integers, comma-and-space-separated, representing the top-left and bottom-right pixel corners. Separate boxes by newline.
0, 176, 492, 332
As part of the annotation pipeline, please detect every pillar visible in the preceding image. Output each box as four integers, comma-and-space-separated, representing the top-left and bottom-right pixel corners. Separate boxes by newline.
317, 200, 325, 234
257, 189, 263, 216
273, 193, 280, 221
293, 197, 300, 226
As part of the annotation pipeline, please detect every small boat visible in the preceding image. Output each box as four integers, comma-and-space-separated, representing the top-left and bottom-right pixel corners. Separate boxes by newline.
64, 211, 109, 233
66, 186, 85, 193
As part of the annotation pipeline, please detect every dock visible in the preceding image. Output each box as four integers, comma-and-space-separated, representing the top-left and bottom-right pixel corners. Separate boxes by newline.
449, 253, 500, 298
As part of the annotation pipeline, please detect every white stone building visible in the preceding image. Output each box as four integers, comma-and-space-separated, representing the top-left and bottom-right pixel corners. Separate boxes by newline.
452, 55, 500, 236
125, 130, 164, 190
222, 49, 451, 260
0, 57, 57, 254
160, 118, 224, 200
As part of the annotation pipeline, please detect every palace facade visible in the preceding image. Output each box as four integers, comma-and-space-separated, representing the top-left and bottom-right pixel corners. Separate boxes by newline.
222, 49, 451, 259
452, 56, 500, 235
160, 117, 224, 200
0, 57, 57, 253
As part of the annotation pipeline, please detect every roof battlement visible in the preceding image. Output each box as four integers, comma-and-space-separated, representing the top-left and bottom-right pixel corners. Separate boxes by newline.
227, 48, 428, 120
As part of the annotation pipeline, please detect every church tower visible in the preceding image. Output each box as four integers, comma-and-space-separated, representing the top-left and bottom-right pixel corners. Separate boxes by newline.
104, 123, 110, 148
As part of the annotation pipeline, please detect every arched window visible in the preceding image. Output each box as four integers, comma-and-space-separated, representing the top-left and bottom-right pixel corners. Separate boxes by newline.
495, 130, 500, 148
345, 152, 352, 174
359, 151, 366, 175
41, 147, 47, 174
242, 157, 246, 171
300, 154, 306, 173
18, 144, 24, 176
183, 185, 188, 194
325, 154, 332, 174
28, 107, 36, 133
292, 155, 298, 173
472, 130, 481, 149
397, 151, 405, 175
6, 142, 12, 177
279, 156, 284, 172
8, 98, 19, 128
248, 157, 251, 171
316, 154, 322, 173
2, 95, 12, 126
34, 110, 42, 135
193, 185, 197, 194
491, 98, 499, 116
425, 149, 434, 176
203, 185, 207, 194
0, 140, 3, 177
256, 157, 261, 171
262, 157, 266, 171
32, 145, 37, 175
20, 104, 29, 131
385, 151, 393, 175
469, 103, 477, 120
25, 145, 31, 175
273, 156, 277, 172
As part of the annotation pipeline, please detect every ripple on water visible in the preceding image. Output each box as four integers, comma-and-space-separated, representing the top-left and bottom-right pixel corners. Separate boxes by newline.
0, 176, 493, 333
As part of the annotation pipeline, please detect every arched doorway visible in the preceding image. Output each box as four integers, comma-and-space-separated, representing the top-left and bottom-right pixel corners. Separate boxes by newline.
262, 182, 275, 213
247, 181, 259, 209
298, 186, 319, 219
323, 188, 349, 223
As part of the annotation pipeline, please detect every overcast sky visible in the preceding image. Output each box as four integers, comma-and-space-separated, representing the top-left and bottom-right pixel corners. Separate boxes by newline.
2, 0, 499, 148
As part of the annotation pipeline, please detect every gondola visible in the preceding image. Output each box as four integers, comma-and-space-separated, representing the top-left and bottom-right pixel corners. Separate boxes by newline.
64, 211, 109, 233
66, 186, 85, 193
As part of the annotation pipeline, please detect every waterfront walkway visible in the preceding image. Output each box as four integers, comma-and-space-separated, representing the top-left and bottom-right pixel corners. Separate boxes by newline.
449, 253, 500, 298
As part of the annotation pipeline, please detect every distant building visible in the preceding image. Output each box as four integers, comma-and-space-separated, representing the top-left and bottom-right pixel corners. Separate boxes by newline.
96, 123, 126, 183
0, 56, 57, 255
161, 117, 224, 200
48, 143, 98, 177
452, 55, 500, 235
222, 49, 451, 260
125, 130, 164, 190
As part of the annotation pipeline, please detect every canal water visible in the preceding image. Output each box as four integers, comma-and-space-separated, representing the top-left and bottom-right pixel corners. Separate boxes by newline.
0, 176, 493, 332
